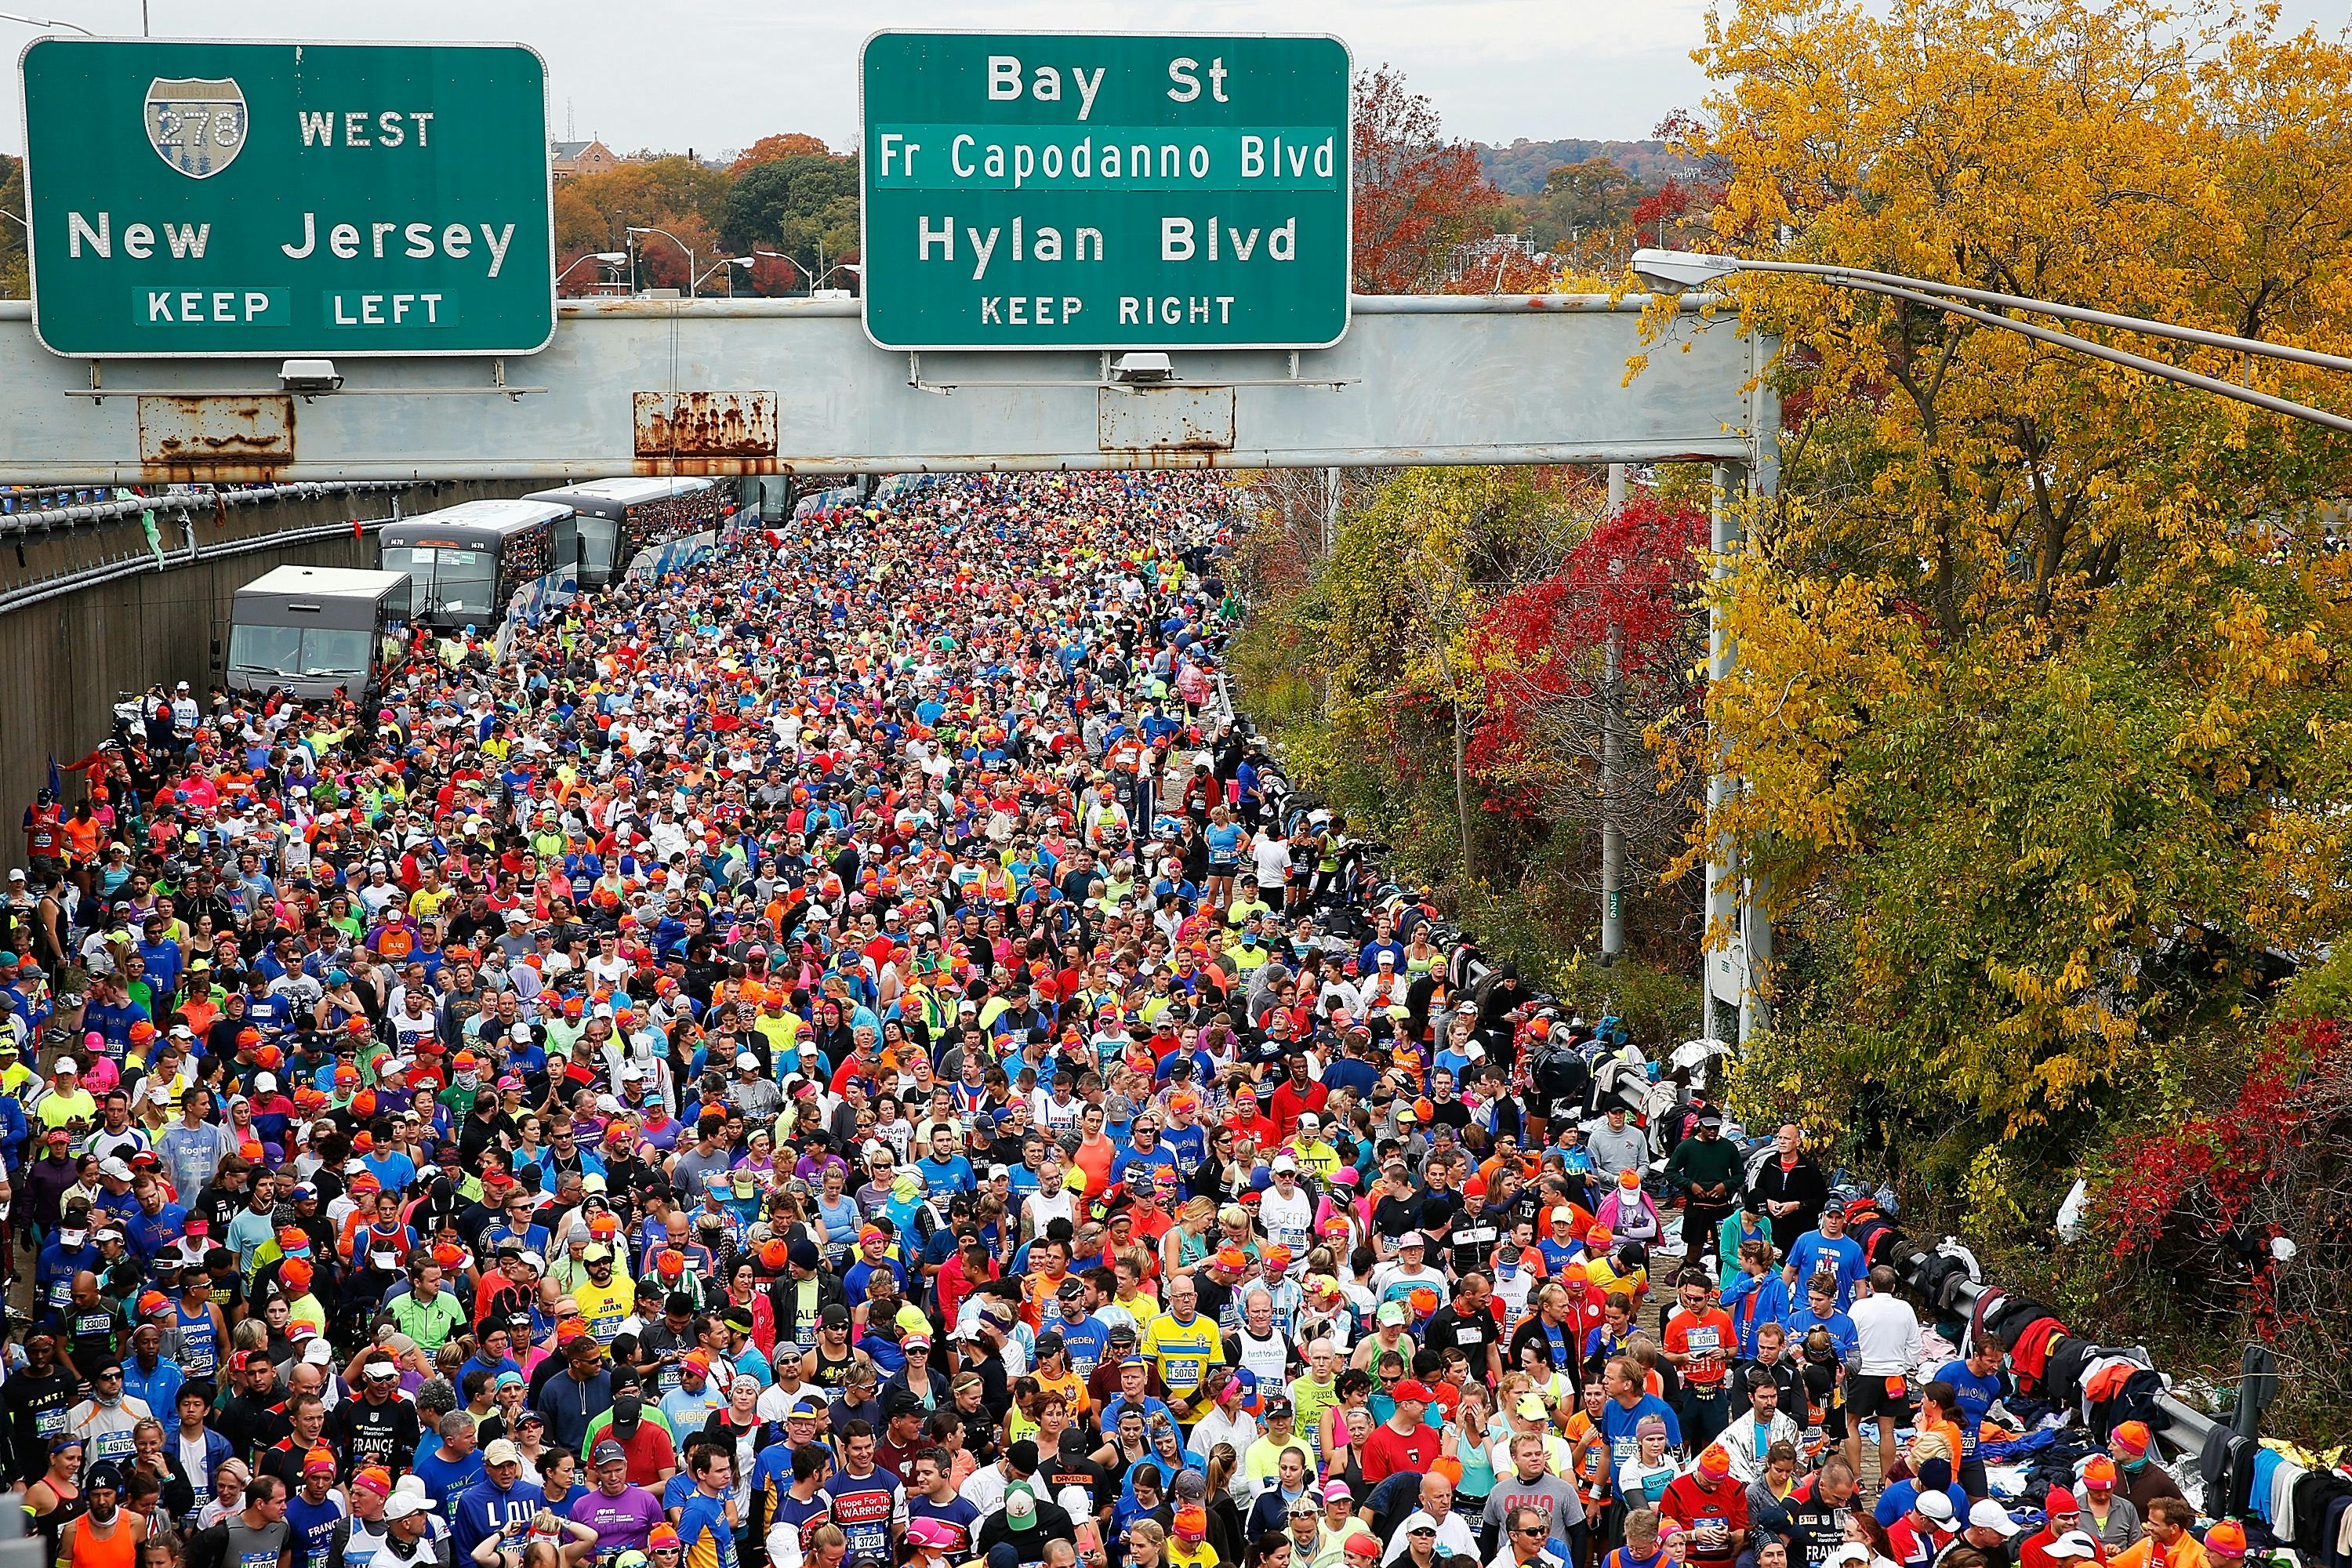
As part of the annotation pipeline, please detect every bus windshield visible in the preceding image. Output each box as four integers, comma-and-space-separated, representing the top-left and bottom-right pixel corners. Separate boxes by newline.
227, 624, 373, 677
575, 514, 619, 574
383, 545, 497, 616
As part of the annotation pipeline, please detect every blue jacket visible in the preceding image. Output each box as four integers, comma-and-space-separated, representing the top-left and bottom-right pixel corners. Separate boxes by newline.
452, 1475, 541, 1559
0, 1094, 27, 1167
1720, 1271, 1798, 1359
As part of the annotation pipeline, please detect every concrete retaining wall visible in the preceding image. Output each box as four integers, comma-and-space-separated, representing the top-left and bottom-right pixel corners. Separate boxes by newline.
0, 480, 530, 868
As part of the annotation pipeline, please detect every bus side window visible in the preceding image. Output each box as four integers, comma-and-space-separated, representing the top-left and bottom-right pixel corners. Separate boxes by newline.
552, 512, 578, 573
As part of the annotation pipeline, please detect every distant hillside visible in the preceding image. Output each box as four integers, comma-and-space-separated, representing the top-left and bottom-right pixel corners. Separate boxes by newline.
1477, 138, 1693, 194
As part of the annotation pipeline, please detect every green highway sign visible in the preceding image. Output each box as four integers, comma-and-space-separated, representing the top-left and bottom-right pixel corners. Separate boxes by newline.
861, 31, 1351, 351
18, 38, 555, 358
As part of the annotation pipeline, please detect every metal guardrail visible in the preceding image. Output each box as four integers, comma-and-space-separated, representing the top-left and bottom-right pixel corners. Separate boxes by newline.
0, 509, 416, 617
0, 478, 432, 535
1925, 1265, 2224, 1479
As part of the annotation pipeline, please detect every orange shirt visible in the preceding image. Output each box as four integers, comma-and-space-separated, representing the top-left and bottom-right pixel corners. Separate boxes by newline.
2111, 1537, 2205, 1568
1907, 1412, 1966, 1469
1022, 1265, 1071, 1330
1563, 1411, 1610, 1504
1664, 1307, 1737, 1387
1073, 1133, 1115, 1195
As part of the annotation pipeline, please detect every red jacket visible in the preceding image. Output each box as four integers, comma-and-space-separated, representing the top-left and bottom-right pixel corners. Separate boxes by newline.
1269, 1079, 1329, 1138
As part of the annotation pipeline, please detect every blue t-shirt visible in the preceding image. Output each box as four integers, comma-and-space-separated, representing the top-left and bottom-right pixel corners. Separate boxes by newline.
1047, 1314, 1111, 1380
905, 1495, 981, 1559
361, 1149, 419, 1192
677, 1490, 741, 1568
1598, 1394, 1681, 1469
1111, 1142, 1177, 1185
1781, 1305, 1859, 1361
128, 1201, 188, 1259
285, 1490, 347, 1568
414, 1446, 487, 1519
1931, 1361, 2005, 1457
1159, 1123, 1208, 1176
1784, 1232, 1867, 1308
915, 1153, 975, 1195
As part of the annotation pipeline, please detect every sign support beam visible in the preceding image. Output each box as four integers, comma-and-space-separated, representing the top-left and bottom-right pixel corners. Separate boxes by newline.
0, 293, 1769, 485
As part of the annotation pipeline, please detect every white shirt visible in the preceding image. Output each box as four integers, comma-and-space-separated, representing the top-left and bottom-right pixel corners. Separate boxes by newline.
959, 1463, 1010, 1519
1849, 1290, 1923, 1376
1260, 1186, 1313, 1258
1188, 1407, 1262, 1496
1384, 1513, 1479, 1565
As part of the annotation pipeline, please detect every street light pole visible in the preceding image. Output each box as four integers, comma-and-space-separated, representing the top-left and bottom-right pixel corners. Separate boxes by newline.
626, 225, 696, 298
809, 261, 862, 295
691, 256, 753, 296
1600, 462, 1626, 965
750, 249, 798, 296
554, 251, 628, 290
0, 11, 95, 32
1632, 248, 2352, 435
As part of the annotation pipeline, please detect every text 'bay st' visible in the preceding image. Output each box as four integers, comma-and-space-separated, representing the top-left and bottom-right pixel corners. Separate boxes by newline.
861, 33, 1352, 351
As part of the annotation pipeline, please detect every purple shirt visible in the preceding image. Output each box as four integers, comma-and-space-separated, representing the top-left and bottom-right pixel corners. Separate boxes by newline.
571, 1483, 668, 1553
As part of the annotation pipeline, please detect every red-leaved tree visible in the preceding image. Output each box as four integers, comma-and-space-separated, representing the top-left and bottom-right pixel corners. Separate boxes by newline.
2094, 1019, 2352, 1409
1352, 65, 1505, 293
1469, 494, 1709, 896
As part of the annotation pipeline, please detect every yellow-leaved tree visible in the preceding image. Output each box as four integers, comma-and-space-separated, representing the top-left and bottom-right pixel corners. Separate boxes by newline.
1667, 0, 2352, 1180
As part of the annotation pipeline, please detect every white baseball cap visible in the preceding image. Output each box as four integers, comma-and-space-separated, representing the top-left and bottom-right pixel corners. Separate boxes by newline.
1969, 1503, 2020, 1538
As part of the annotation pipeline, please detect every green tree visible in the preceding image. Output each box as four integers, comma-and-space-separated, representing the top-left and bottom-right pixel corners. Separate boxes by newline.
718, 154, 860, 284
1521, 156, 1642, 249
0, 155, 26, 299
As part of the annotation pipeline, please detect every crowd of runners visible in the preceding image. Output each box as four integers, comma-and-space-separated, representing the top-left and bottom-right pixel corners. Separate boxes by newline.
0, 472, 2267, 1568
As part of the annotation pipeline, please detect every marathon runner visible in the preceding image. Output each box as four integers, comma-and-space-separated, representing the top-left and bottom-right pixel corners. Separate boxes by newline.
0, 472, 2233, 1568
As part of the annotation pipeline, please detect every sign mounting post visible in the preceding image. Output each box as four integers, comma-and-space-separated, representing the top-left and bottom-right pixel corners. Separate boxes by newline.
18, 38, 557, 358
859, 31, 1352, 352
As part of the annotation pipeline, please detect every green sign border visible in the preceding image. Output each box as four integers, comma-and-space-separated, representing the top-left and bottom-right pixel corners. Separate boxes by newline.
16, 35, 557, 360
857, 28, 1354, 354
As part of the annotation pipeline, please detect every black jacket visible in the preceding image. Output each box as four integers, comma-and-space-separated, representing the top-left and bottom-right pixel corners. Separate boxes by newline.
767, 1270, 849, 1352
976, 1500, 1078, 1566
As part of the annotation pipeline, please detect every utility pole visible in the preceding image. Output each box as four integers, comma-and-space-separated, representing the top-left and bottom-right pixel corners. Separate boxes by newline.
1600, 463, 1625, 963
1322, 466, 1339, 557
1704, 461, 1755, 1042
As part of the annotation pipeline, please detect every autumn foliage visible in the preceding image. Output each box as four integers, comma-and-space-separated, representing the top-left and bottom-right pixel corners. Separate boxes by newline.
2094, 1018, 2352, 1421
1472, 496, 1709, 833
1350, 65, 1507, 292
731, 132, 833, 172
551, 132, 855, 296
1671, 0, 2352, 1176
